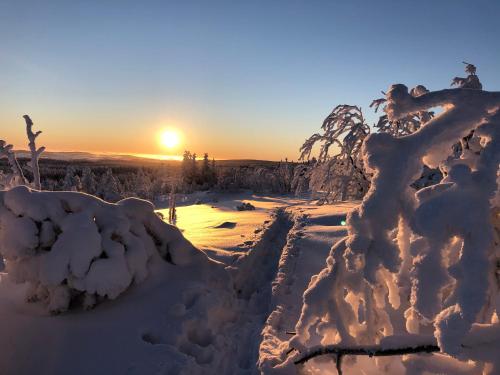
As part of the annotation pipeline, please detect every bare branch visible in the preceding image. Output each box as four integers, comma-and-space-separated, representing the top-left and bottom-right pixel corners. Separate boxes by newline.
294, 343, 440, 366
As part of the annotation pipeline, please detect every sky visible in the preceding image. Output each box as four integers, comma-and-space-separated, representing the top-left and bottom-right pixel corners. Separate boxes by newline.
1, 0, 499, 161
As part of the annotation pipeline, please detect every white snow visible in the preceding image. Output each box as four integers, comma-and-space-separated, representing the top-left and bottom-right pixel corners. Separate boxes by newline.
0, 188, 359, 374
159, 193, 306, 263
0, 81, 498, 374
0, 186, 210, 313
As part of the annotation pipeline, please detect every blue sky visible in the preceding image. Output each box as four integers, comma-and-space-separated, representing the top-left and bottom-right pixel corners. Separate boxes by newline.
1, 0, 499, 160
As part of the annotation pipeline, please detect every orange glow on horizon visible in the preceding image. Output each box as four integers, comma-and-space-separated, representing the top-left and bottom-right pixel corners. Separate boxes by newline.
0, 114, 299, 161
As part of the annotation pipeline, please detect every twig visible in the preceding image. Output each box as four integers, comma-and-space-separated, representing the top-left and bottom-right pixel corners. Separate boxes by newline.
336, 354, 343, 375
294, 343, 440, 365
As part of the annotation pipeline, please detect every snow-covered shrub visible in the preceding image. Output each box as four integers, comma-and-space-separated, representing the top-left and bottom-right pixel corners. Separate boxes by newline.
0, 186, 208, 313
282, 83, 500, 373
291, 163, 311, 196
0, 140, 26, 188
300, 105, 370, 202
250, 165, 292, 194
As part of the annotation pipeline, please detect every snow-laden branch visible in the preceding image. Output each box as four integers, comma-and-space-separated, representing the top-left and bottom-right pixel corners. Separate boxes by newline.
23, 115, 45, 190
0, 140, 26, 186
371, 85, 434, 137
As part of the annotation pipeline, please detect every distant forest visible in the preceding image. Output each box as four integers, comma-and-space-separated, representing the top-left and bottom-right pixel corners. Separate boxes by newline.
0, 155, 304, 202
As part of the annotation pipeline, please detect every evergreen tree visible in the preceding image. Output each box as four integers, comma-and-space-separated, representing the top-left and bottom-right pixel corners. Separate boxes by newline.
201, 153, 214, 186
81, 167, 97, 194
191, 153, 198, 184
134, 168, 151, 198
61, 166, 81, 191
181, 150, 193, 185
96, 168, 121, 201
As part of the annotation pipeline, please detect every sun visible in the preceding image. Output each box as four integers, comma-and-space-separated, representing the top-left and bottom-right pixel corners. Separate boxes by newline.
159, 129, 180, 149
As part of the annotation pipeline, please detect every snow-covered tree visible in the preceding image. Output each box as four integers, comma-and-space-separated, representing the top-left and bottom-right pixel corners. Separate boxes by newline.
450, 62, 483, 158
23, 115, 45, 190
181, 150, 197, 187
81, 167, 97, 194
281, 80, 500, 374
149, 177, 166, 201
96, 168, 121, 201
0, 115, 45, 190
133, 168, 152, 198
291, 163, 311, 196
276, 158, 294, 193
61, 166, 81, 191
200, 153, 217, 187
300, 105, 370, 202
451, 62, 482, 90
303, 63, 484, 203
201, 152, 210, 179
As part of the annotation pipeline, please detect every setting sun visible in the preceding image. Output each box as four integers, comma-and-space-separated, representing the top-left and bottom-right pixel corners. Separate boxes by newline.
159, 129, 180, 149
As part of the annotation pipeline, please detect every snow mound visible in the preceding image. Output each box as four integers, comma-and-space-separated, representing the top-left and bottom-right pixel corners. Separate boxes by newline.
0, 186, 209, 313
237, 202, 256, 211
214, 221, 237, 229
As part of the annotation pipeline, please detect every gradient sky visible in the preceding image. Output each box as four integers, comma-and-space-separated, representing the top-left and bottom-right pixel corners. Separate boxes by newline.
1, 0, 499, 160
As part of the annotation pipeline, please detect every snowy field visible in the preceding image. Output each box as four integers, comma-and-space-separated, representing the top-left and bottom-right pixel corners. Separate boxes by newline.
159, 193, 308, 262
0, 192, 360, 374
1, 68, 499, 375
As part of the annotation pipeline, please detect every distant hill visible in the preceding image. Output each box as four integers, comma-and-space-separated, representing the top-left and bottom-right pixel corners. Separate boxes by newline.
14, 150, 161, 162
9, 150, 284, 168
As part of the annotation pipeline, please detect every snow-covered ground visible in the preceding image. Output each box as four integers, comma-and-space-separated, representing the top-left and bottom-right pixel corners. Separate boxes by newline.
0, 192, 360, 374
158, 192, 307, 263
4, 188, 493, 374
